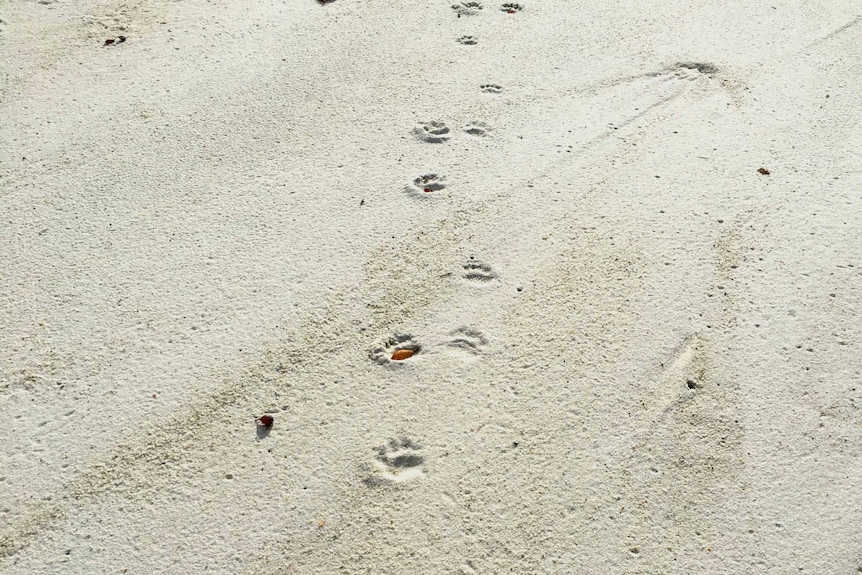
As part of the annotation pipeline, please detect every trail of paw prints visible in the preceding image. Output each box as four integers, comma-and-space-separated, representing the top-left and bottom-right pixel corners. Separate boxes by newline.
369, 334, 422, 365
406, 173, 447, 196
364, 437, 426, 485
501, 2, 523, 12
480, 83, 503, 94
413, 121, 451, 143
452, 1, 482, 16
456, 35, 477, 45
462, 258, 498, 284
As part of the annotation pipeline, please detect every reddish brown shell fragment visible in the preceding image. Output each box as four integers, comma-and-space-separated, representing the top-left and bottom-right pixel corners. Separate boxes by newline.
757, 167, 770, 175
390, 349, 415, 361
257, 414, 274, 427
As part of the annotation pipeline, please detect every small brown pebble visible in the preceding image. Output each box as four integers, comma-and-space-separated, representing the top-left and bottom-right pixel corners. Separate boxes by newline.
104, 38, 115, 45
318, 519, 326, 528
391, 349, 415, 361
257, 414, 274, 427
423, 187, 432, 193
757, 167, 770, 175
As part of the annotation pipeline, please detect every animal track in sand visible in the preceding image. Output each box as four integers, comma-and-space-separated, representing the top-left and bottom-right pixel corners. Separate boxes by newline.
501, 2, 523, 12
365, 437, 425, 485
413, 121, 451, 143
452, 1, 483, 16
457, 35, 478, 45
645, 62, 719, 84
676, 61, 718, 76
369, 334, 422, 365
462, 259, 497, 283
445, 327, 488, 356
652, 334, 709, 417
463, 121, 490, 137
480, 83, 503, 94
407, 173, 447, 195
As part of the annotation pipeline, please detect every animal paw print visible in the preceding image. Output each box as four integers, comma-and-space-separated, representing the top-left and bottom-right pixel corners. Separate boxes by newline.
463, 121, 489, 137
413, 121, 451, 143
369, 334, 422, 365
480, 83, 503, 94
501, 2, 522, 12
365, 437, 426, 485
408, 173, 447, 195
462, 259, 497, 283
452, 1, 483, 16
446, 327, 488, 355
457, 35, 478, 45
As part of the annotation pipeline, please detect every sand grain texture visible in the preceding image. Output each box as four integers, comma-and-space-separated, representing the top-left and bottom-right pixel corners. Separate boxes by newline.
1, 0, 861, 573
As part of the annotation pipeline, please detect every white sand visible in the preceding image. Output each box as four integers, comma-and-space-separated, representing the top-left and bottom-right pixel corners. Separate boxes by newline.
2, 0, 861, 572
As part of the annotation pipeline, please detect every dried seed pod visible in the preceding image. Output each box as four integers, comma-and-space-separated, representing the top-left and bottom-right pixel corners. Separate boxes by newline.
390, 349, 415, 361
257, 415, 274, 427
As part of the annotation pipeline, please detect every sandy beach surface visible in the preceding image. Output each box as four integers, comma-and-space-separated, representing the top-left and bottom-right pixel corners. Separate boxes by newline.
2, 0, 861, 572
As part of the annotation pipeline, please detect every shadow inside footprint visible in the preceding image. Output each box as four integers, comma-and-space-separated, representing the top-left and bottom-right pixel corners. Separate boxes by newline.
677, 61, 718, 75
462, 259, 497, 283
463, 121, 489, 136
452, 1, 483, 15
407, 173, 447, 195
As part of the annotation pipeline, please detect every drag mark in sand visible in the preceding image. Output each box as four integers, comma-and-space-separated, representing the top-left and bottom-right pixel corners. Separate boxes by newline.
650, 334, 708, 419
